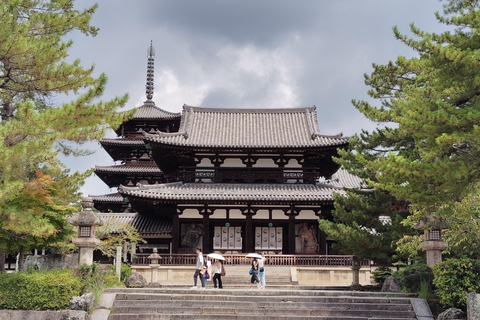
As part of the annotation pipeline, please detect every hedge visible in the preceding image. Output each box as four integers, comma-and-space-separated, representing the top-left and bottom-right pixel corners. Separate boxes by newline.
0, 269, 82, 310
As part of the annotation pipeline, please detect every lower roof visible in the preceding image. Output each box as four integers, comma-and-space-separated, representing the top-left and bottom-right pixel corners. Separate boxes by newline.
118, 182, 346, 205
100, 212, 171, 236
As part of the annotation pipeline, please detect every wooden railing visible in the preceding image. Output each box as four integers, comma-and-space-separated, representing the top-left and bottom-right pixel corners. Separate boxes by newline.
132, 254, 370, 268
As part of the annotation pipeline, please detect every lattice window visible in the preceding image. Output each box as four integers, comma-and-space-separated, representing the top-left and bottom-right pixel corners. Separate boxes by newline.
429, 230, 441, 240
79, 226, 91, 237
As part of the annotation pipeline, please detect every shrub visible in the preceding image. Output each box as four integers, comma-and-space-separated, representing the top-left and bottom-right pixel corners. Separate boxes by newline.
74, 262, 124, 303
372, 266, 393, 286
433, 258, 480, 309
393, 262, 433, 293
0, 269, 82, 310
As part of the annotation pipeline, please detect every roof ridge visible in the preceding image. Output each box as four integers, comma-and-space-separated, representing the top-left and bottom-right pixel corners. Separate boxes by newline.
182, 105, 317, 114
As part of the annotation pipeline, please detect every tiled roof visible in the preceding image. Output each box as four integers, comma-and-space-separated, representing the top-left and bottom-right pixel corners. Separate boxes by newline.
95, 165, 163, 174
143, 105, 348, 149
326, 168, 367, 189
100, 212, 171, 235
90, 193, 124, 204
131, 100, 181, 120
100, 138, 145, 147
119, 182, 345, 203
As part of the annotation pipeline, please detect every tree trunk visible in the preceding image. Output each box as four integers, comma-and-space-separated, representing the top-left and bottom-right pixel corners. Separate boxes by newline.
17, 246, 24, 271
1, 101, 13, 121
0, 249, 4, 272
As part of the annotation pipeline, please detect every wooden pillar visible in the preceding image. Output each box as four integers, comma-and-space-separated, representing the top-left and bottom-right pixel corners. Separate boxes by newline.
316, 208, 327, 255
245, 214, 254, 252
285, 204, 299, 254
242, 205, 256, 253
288, 214, 296, 254
171, 212, 181, 254
201, 205, 213, 253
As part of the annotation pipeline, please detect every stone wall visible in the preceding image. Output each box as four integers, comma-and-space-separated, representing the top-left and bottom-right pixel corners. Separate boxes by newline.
22, 253, 78, 271
0, 310, 87, 320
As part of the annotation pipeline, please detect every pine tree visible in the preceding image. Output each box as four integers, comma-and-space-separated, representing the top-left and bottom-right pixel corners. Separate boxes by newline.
0, 0, 132, 269
346, 1, 480, 215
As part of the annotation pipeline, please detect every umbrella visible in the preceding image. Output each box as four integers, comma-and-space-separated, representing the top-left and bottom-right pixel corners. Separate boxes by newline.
207, 253, 225, 260
246, 253, 262, 259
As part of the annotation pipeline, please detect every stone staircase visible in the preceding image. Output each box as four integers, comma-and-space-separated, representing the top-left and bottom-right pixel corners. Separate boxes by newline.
99, 288, 433, 320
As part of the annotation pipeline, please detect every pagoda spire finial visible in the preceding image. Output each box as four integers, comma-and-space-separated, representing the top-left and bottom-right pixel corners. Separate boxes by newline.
146, 41, 155, 101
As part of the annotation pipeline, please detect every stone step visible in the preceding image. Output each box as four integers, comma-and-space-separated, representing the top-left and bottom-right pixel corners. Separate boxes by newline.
114, 292, 413, 304
110, 307, 416, 318
107, 290, 420, 320
108, 313, 417, 320
114, 299, 413, 311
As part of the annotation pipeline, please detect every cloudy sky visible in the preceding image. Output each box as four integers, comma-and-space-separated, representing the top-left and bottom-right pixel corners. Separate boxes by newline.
63, 0, 448, 196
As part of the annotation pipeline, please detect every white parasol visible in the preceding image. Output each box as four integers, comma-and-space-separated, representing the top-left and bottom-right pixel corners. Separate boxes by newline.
246, 253, 263, 259
207, 253, 225, 260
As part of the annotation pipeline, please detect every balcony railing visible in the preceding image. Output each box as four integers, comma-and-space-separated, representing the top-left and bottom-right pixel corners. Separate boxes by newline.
132, 254, 370, 268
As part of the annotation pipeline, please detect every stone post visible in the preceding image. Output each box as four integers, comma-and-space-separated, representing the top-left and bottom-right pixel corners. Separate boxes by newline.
467, 292, 480, 320
414, 215, 448, 267
68, 197, 104, 266
116, 246, 122, 281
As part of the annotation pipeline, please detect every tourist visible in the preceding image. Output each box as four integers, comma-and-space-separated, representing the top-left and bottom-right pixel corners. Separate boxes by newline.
191, 247, 206, 289
249, 258, 263, 289
258, 252, 266, 289
212, 259, 223, 289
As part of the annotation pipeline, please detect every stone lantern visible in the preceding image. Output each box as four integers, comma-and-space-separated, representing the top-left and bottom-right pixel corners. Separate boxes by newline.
68, 197, 104, 266
415, 215, 448, 267
147, 248, 162, 285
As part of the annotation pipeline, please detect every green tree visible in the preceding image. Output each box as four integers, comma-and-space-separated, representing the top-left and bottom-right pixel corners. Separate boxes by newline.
327, 0, 480, 262
319, 187, 415, 262
96, 218, 145, 260
0, 0, 132, 269
343, 1, 480, 216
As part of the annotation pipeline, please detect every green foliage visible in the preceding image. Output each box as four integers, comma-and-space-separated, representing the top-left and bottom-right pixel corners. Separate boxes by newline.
112, 263, 132, 283
440, 183, 480, 259
433, 258, 480, 309
341, 0, 480, 220
0, 269, 82, 310
74, 262, 123, 303
96, 218, 146, 259
372, 266, 393, 286
0, 0, 132, 256
320, 185, 416, 263
393, 262, 433, 294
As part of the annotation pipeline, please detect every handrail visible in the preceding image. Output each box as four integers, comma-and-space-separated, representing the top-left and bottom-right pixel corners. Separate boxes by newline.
131, 254, 370, 268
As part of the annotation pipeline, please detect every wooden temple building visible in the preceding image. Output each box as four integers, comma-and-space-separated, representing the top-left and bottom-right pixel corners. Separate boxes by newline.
91, 44, 363, 257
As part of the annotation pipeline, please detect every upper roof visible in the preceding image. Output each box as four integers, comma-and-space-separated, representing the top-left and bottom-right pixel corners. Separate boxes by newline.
143, 105, 348, 149
130, 100, 181, 120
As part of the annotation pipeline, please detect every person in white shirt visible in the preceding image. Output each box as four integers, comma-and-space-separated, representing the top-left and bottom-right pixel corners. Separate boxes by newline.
212, 259, 223, 289
191, 247, 206, 289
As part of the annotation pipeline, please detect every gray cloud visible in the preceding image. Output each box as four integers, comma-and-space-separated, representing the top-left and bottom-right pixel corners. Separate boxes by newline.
64, 0, 446, 196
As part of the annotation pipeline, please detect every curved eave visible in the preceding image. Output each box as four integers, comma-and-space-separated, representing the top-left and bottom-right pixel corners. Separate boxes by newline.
144, 139, 349, 155
100, 139, 148, 161
119, 183, 344, 206
95, 165, 165, 188
143, 133, 349, 152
